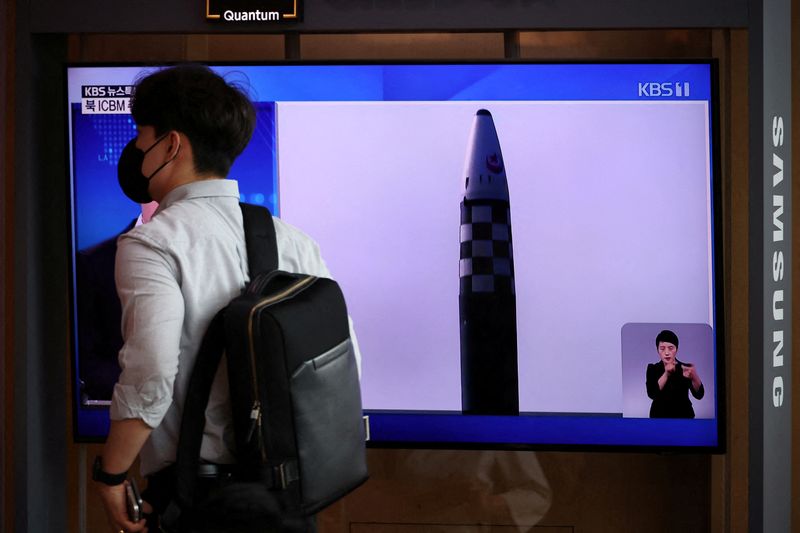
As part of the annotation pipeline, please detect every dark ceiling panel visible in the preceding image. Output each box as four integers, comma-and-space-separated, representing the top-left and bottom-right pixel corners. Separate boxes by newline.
29, 0, 749, 34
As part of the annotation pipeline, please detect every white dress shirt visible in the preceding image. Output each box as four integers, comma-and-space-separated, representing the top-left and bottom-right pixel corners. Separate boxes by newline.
110, 179, 359, 476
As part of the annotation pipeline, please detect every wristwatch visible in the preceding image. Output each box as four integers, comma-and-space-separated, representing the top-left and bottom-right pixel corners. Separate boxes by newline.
92, 456, 127, 486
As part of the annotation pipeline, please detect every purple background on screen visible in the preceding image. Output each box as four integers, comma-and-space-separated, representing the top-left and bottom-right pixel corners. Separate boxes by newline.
277, 101, 714, 414
621, 322, 715, 419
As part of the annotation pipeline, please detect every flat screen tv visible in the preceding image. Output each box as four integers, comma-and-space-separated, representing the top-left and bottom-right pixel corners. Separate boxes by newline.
67, 61, 723, 451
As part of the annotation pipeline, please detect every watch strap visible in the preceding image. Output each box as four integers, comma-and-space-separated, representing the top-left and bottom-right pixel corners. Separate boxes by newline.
92, 456, 127, 486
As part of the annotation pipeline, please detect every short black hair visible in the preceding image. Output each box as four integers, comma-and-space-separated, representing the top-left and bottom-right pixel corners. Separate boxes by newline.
655, 329, 679, 348
131, 64, 256, 177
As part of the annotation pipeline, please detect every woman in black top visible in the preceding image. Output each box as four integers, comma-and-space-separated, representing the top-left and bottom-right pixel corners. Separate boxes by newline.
646, 329, 704, 418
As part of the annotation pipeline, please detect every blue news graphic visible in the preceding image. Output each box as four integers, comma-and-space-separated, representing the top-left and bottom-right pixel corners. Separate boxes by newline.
208, 63, 712, 102
71, 102, 277, 251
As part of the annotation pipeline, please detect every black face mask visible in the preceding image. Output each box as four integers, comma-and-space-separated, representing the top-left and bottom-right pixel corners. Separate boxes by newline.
117, 133, 175, 204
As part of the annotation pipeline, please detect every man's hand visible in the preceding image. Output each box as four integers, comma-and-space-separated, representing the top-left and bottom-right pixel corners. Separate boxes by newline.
95, 480, 148, 533
98, 419, 154, 532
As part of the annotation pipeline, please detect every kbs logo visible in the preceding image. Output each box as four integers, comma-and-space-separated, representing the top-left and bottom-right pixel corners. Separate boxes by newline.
81, 85, 134, 98
637, 82, 691, 97
80, 85, 135, 115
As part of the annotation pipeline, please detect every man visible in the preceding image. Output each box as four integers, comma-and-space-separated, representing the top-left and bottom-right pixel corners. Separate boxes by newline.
645, 329, 704, 418
92, 64, 356, 533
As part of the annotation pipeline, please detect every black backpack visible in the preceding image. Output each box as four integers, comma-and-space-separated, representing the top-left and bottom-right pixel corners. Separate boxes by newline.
171, 203, 368, 529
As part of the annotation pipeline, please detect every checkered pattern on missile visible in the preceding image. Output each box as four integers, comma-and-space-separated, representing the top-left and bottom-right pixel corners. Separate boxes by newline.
459, 202, 515, 294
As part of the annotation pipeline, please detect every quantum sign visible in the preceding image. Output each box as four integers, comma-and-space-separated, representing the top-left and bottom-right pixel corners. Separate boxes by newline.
206, 0, 302, 23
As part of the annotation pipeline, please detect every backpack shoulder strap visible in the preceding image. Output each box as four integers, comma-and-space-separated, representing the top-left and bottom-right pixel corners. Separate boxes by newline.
240, 202, 278, 277
174, 310, 226, 509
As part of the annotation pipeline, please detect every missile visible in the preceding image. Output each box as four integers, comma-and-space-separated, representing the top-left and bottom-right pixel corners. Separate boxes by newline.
459, 109, 519, 415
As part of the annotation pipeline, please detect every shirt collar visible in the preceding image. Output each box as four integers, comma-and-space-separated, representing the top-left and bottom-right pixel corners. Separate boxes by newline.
155, 179, 240, 216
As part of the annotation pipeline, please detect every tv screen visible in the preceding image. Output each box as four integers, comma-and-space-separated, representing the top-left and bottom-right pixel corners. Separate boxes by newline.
67, 61, 723, 451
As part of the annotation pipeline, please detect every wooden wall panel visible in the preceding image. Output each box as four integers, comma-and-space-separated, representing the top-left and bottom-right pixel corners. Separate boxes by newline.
519, 29, 712, 58
69, 34, 285, 64
707, 28, 750, 533
299, 33, 504, 60
724, 29, 751, 533
322, 449, 552, 531
70, 34, 191, 63
321, 450, 710, 533
185, 35, 284, 61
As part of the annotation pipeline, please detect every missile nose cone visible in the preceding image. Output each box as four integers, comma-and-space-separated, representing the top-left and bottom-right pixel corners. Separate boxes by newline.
463, 109, 509, 201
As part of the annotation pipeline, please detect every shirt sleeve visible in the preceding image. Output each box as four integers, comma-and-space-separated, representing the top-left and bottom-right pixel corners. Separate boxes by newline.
109, 234, 184, 428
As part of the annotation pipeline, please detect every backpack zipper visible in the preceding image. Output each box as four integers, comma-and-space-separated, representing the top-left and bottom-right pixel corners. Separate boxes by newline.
245, 275, 317, 457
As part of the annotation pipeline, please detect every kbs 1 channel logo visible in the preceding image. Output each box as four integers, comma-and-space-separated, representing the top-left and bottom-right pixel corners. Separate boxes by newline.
80, 85, 135, 115
637, 81, 691, 98
205, 0, 302, 23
